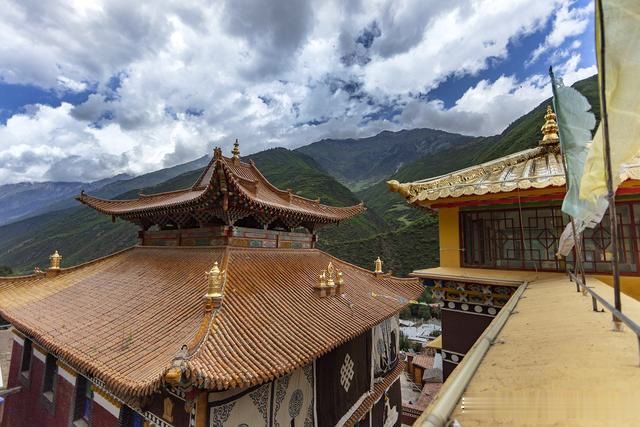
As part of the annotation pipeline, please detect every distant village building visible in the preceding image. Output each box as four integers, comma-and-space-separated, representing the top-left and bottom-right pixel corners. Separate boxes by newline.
0, 144, 421, 426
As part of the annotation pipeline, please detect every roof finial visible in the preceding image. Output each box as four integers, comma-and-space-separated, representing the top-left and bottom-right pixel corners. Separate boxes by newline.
205, 262, 224, 298
540, 105, 559, 146
213, 147, 223, 160
232, 139, 240, 160
49, 250, 62, 270
374, 256, 383, 274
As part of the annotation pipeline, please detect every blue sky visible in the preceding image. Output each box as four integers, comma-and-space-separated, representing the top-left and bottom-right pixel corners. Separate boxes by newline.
0, 0, 597, 183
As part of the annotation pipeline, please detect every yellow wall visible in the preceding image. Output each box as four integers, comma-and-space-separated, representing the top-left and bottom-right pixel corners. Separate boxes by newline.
438, 207, 460, 268
596, 275, 640, 302
436, 206, 640, 301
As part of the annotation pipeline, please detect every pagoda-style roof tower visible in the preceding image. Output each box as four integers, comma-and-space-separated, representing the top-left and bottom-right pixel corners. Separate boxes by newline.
78, 145, 364, 234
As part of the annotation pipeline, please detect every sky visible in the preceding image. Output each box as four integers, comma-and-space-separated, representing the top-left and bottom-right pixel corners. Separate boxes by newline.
0, 0, 597, 184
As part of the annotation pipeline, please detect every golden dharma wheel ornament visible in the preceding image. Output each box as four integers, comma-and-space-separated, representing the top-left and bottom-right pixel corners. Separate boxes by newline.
49, 250, 62, 270
326, 262, 335, 287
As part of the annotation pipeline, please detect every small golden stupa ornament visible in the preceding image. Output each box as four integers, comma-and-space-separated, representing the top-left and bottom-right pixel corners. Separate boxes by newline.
232, 139, 240, 160
374, 257, 383, 274
205, 261, 225, 298
540, 105, 560, 146
49, 250, 62, 270
318, 270, 327, 288
336, 270, 344, 287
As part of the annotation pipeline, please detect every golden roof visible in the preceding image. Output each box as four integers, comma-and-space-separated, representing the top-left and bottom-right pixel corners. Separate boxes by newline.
426, 334, 442, 350
388, 106, 640, 205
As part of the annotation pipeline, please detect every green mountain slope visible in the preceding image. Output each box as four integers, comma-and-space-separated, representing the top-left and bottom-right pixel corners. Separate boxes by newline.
0, 149, 383, 274
296, 128, 477, 191
321, 215, 440, 276
359, 74, 599, 226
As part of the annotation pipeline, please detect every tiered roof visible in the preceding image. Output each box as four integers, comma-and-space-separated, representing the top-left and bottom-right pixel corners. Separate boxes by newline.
78, 147, 364, 230
0, 246, 421, 399
388, 106, 640, 206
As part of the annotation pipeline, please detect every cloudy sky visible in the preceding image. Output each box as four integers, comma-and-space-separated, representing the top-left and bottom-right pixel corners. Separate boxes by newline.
0, 0, 597, 184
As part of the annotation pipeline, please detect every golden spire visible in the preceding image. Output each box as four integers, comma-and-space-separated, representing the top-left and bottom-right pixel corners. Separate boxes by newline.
374, 257, 383, 274
540, 105, 559, 146
232, 138, 240, 160
49, 250, 62, 270
205, 261, 225, 299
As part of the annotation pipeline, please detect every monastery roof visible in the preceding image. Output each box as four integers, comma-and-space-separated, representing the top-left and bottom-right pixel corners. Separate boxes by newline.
0, 246, 421, 399
77, 148, 364, 223
387, 106, 640, 206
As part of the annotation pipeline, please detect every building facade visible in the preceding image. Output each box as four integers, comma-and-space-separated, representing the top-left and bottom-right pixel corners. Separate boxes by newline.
0, 144, 422, 426
388, 106, 640, 379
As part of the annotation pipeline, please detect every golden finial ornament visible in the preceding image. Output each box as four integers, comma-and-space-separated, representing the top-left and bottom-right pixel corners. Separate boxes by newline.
336, 270, 344, 286
318, 270, 327, 288
49, 250, 62, 270
205, 261, 225, 298
540, 105, 559, 146
374, 257, 383, 274
232, 139, 240, 160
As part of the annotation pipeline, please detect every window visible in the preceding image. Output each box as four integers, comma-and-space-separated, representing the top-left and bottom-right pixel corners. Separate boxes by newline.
460, 202, 640, 273
74, 376, 93, 425
119, 406, 144, 427
20, 339, 32, 375
42, 353, 57, 401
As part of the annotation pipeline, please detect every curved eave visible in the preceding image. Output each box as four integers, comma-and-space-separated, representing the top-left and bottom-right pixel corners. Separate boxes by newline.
77, 158, 366, 223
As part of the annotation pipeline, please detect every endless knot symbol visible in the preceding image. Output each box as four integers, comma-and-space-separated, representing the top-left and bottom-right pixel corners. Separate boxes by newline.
340, 354, 355, 392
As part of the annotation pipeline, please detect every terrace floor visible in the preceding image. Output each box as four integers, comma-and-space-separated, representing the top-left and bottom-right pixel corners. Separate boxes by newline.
413, 268, 640, 426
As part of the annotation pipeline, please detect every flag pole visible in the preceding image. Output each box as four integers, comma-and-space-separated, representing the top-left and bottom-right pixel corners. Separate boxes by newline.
550, 67, 588, 295
596, 0, 623, 329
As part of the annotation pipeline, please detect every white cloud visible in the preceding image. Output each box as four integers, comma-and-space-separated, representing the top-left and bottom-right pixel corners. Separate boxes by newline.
528, 1, 592, 65
0, 0, 596, 184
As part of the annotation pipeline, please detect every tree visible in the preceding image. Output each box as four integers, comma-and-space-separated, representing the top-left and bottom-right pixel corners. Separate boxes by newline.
399, 332, 411, 351
0, 266, 12, 276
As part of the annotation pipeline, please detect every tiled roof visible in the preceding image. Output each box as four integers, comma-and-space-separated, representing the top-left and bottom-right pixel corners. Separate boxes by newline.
0, 246, 421, 399
412, 353, 433, 369
345, 362, 405, 425
387, 144, 640, 204
77, 153, 364, 223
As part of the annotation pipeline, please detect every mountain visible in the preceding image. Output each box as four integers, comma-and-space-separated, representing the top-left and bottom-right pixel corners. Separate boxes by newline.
357, 75, 600, 226
296, 128, 479, 191
0, 156, 210, 226
0, 174, 130, 226
0, 75, 599, 277
0, 149, 384, 274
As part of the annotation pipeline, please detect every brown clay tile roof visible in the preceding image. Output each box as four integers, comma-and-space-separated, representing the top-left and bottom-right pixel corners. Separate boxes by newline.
412, 353, 433, 370
77, 153, 364, 223
0, 246, 421, 399
345, 362, 405, 425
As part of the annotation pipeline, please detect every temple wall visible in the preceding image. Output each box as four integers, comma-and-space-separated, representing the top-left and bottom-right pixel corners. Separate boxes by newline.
142, 225, 314, 249
438, 208, 460, 268
2, 335, 120, 427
